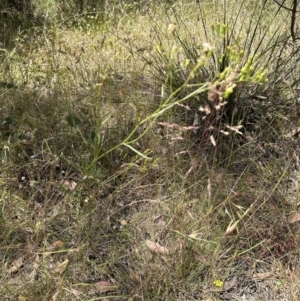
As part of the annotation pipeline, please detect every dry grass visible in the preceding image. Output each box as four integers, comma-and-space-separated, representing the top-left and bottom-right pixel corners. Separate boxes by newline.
0, 0, 300, 300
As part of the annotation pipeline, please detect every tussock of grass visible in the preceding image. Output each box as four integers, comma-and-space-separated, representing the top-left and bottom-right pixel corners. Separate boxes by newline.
1, 0, 300, 300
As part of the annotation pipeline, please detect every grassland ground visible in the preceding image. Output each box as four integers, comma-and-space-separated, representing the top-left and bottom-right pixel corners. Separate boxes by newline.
0, 0, 300, 300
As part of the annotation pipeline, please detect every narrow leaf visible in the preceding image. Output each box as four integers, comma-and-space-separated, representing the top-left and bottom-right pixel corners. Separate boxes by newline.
123, 143, 151, 159
0, 82, 17, 89
66, 115, 82, 128
3, 117, 16, 125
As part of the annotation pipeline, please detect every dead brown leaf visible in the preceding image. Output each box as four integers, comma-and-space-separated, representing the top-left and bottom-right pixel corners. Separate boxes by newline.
8, 257, 24, 274
145, 240, 169, 255
50, 258, 70, 274
226, 125, 243, 135
47, 240, 64, 251
89, 281, 118, 294
287, 212, 300, 224
70, 288, 83, 298
158, 122, 199, 132
52, 291, 60, 301
58, 180, 77, 190
225, 220, 237, 235
215, 170, 225, 184
186, 209, 194, 219
28, 255, 40, 280
119, 219, 127, 226
207, 178, 211, 199
210, 135, 216, 146
253, 271, 273, 280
